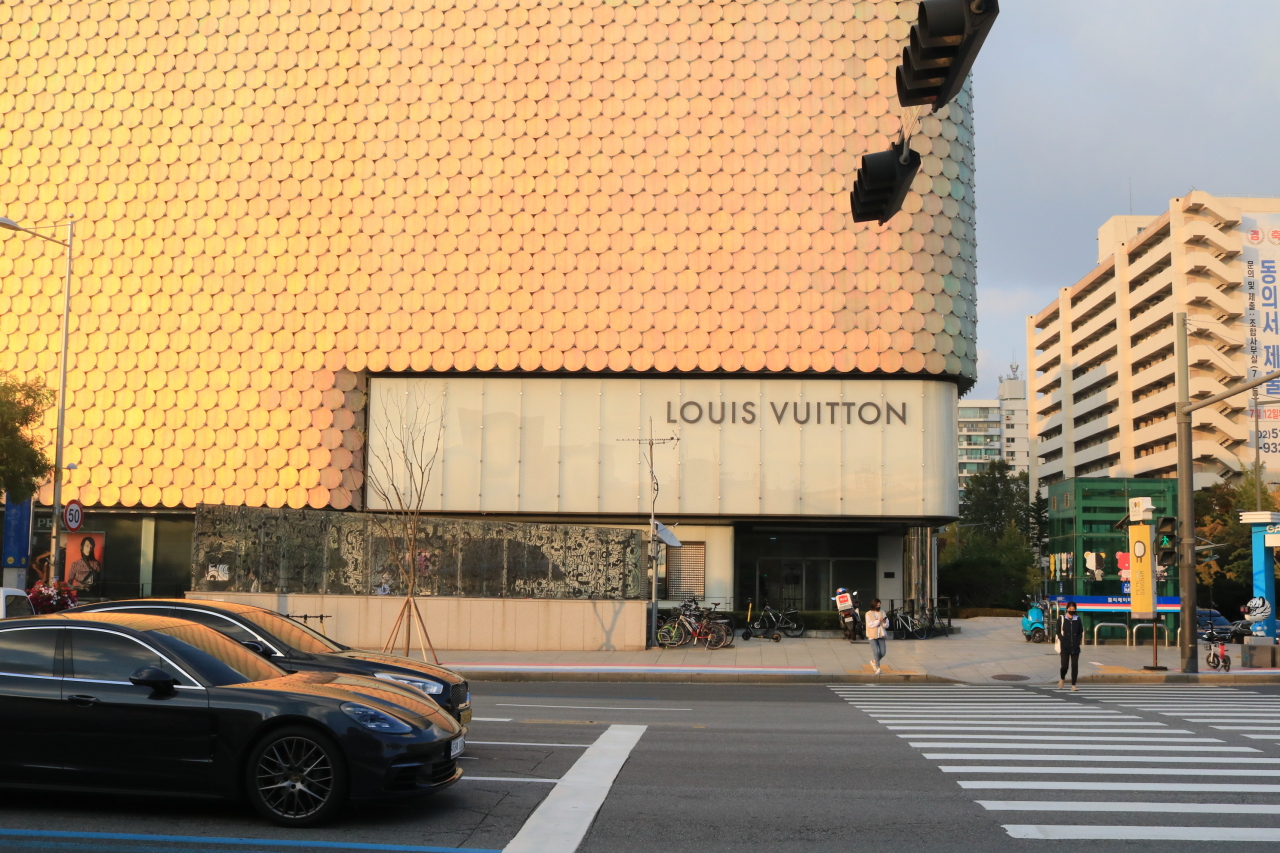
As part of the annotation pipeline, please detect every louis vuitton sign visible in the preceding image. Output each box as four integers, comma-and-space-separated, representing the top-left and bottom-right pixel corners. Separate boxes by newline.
367, 376, 956, 520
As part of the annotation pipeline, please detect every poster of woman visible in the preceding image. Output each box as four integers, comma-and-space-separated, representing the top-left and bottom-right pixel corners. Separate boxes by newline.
63, 532, 105, 596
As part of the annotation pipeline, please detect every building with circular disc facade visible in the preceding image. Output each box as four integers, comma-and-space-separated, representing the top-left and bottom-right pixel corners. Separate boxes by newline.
0, 0, 976, 614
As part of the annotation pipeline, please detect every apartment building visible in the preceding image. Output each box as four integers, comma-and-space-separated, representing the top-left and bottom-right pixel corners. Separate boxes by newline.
1027, 192, 1280, 490
958, 374, 1029, 491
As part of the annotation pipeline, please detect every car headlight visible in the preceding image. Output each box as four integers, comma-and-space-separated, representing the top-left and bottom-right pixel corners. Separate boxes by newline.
375, 672, 445, 696
341, 702, 413, 734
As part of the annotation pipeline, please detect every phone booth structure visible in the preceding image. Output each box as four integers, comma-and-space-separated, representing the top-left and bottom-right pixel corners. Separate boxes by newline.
1240, 512, 1280, 640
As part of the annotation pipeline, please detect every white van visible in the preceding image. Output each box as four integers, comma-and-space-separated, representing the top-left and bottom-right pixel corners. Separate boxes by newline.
0, 588, 34, 618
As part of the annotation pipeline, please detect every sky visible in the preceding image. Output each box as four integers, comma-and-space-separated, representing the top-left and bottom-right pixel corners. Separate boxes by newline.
966, 0, 1280, 399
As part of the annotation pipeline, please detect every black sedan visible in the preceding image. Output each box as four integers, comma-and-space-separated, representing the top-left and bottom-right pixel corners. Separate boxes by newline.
70, 599, 471, 723
0, 612, 465, 826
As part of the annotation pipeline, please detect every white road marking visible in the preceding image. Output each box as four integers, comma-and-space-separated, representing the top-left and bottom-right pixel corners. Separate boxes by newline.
1214, 726, 1280, 731
1004, 826, 1280, 841
943, 766, 1276, 775
901, 734, 1210, 742
979, 801, 1280, 813
494, 704, 691, 711
960, 781, 1280, 792
503, 724, 646, 853
468, 741, 592, 748
925, 753, 1280, 763
472, 717, 514, 722
914, 742, 1254, 751
885, 724, 1173, 731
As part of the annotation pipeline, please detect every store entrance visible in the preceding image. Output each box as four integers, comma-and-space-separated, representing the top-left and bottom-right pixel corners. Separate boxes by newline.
735, 527, 879, 612
752, 558, 877, 611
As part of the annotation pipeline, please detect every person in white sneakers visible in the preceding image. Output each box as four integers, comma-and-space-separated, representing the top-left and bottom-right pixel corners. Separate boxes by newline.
865, 599, 888, 674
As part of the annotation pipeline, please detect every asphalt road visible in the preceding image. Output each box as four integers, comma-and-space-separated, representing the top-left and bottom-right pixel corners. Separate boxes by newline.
3, 682, 1280, 852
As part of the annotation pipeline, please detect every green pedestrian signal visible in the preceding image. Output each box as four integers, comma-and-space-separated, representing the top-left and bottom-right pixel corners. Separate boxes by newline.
1155, 516, 1178, 567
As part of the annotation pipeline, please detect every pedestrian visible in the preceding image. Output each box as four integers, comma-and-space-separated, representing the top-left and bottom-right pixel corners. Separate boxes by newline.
1058, 601, 1083, 691
866, 599, 888, 675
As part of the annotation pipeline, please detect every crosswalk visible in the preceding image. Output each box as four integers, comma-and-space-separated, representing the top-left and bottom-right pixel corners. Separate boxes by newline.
831, 684, 1280, 842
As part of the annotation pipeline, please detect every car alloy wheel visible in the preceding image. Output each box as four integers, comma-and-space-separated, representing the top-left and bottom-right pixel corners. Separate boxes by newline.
247, 727, 347, 826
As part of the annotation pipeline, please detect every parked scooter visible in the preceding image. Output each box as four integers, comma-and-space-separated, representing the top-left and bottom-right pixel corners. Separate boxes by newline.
833, 588, 863, 642
1021, 597, 1048, 643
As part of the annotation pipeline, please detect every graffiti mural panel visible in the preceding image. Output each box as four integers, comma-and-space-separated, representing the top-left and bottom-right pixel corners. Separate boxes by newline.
192, 505, 645, 599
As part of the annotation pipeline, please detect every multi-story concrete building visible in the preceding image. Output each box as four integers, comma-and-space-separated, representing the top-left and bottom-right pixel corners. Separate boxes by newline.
1027, 192, 1280, 490
0, 0, 978, 624
957, 373, 1027, 491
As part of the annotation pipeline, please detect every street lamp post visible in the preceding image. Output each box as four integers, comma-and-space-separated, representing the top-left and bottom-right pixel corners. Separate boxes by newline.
0, 217, 75, 583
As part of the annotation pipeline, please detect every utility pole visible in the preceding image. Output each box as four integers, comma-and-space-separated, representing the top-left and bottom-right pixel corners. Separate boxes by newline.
619, 419, 679, 648
1176, 312, 1280, 673
1175, 313, 1195, 673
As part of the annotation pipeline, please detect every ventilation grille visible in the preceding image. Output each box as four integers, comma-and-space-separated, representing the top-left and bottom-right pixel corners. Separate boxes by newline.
665, 542, 706, 599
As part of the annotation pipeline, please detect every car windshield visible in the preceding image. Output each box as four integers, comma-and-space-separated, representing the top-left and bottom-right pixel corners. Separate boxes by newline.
146, 623, 286, 686
241, 610, 343, 655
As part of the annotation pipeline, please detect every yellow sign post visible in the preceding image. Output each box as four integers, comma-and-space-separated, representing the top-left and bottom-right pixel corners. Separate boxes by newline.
1128, 522, 1165, 670
1128, 523, 1156, 620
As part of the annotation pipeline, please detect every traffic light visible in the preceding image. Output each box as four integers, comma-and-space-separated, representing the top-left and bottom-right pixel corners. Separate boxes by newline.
850, 139, 921, 224
896, 0, 1000, 110
1155, 516, 1178, 567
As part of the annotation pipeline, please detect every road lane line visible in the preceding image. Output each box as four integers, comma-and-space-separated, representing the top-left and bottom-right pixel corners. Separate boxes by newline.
472, 717, 514, 722
0, 829, 500, 852
914, 743, 1254, 751
494, 704, 690, 711
979, 801, 1280, 813
943, 766, 1277, 775
461, 776, 559, 783
901, 734, 1212, 741
503, 724, 646, 853
924, 754, 1280, 763
1003, 826, 1280, 841
467, 741, 592, 748
960, 781, 1280, 792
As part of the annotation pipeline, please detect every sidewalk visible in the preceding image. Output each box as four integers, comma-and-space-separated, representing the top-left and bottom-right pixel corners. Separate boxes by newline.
433, 618, 1280, 685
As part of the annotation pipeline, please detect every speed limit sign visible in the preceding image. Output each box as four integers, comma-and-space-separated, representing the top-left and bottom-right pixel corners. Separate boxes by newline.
63, 499, 84, 532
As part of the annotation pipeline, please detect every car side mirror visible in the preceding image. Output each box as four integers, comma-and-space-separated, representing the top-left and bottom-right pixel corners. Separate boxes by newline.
129, 666, 177, 694
241, 640, 273, 658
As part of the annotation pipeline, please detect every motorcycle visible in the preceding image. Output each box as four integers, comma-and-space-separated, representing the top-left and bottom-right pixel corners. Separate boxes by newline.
833, 588, 862, 642
1022, 597, 1048, 643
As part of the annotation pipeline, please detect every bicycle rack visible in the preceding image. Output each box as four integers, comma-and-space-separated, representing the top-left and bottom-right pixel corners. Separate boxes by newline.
1133, 622, 1171, 647
1091, 622, 1130, 646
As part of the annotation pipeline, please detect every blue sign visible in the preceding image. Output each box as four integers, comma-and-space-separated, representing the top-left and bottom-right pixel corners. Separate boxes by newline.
2, 497, 31, 574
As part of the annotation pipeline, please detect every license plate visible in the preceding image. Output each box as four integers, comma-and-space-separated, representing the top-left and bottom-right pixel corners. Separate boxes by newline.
843, 616, 854, 622
451, 737, 465, 758
459, 707, 472, 724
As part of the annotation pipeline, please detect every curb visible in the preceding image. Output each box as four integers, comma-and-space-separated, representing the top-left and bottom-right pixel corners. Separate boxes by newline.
1077, 672, 1280, 685
456, 669, 959, 684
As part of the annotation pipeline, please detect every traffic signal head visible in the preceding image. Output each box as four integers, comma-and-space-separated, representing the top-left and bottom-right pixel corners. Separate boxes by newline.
1155, 516, 1178, 567
850, 139, 922, 224
897, 0, 1000, 110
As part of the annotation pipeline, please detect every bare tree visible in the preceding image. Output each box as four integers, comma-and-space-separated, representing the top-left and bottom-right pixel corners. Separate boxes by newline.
364, 383, 448, 664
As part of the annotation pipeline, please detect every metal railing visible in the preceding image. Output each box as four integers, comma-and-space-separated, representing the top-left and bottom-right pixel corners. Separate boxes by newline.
1092, 622, 1131, 646
1133, 622, 1171, 647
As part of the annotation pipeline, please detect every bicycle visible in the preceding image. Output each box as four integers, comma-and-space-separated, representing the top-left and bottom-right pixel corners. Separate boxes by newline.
1201, 629, 1232, 672
657, 600, 730, 650
747, 600, 805, 639
888, 607, 929, 640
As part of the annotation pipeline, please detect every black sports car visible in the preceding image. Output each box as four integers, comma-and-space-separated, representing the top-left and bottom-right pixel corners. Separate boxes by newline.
0, 612, 465, 826
70, 599, 471, 723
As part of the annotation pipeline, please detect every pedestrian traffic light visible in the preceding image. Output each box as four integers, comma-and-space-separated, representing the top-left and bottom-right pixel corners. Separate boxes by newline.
896, 0, 1000, 110
1155, 516, 1178, 567
850, 139, 921, 224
